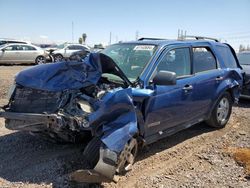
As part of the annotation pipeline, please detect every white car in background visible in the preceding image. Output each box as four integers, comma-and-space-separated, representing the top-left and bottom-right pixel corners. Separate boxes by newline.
0, 43, 49, 65
52, 43, 90, 62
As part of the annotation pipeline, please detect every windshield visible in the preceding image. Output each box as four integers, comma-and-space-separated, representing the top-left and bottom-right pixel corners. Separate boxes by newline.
102, 43, 157, 81
237, 53, 250, 65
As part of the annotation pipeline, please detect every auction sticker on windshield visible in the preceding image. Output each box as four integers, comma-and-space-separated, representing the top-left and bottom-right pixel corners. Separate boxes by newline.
134, 45, 155, 51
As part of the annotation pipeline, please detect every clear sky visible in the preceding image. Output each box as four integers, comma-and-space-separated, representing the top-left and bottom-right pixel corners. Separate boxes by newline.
0, 0, 249, 49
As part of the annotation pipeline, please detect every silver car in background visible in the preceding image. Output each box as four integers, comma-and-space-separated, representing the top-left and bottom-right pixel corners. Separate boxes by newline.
0, 43, 49, 64
52, 43, 90, 62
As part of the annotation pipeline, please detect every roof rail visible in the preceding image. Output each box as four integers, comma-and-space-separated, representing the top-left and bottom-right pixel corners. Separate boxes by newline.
183, 35, 219, 42
138, 37, 166, 41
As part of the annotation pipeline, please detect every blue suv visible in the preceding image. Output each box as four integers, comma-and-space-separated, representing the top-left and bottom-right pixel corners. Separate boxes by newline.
0, 37, 243, 182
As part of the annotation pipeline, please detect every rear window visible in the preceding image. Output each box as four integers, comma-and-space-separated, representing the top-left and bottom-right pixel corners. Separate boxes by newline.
216, 46, 238, 68
237, 53, 250, 65
193, 47, 217, 73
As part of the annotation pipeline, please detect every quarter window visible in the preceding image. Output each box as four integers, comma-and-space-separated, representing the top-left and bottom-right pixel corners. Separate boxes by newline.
156, 48, 191, 77
216, 46, 237, 68
193, 47, 217, 73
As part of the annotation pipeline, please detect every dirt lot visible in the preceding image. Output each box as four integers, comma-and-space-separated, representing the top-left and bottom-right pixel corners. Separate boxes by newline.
0, 65, 249, 188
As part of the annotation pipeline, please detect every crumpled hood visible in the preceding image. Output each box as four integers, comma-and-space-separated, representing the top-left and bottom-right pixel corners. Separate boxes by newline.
15, 53, 131, 92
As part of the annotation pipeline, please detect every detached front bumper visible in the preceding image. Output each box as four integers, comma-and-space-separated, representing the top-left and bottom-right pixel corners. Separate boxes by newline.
0, 110, 62, 132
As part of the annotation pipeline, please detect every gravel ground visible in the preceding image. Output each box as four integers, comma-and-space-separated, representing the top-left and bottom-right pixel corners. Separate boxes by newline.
0, 65, 249, 188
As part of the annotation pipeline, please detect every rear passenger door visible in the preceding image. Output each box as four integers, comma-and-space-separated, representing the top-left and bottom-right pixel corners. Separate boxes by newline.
191, 46, 224, 118
20, 45, 38, 63
0, 45, 20, 63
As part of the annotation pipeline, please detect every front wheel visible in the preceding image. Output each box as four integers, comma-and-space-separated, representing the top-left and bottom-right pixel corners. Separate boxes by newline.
206, 92, 232, 128
83, 137, 138, 173
54, 54, 63, 62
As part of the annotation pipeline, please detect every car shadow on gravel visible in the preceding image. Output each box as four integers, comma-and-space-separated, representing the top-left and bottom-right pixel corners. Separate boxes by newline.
237, 98, 250, 108
0, 123, 215, 188
0, 131, 87, 187
137, 122, 215, 161
0, 113, 246, 187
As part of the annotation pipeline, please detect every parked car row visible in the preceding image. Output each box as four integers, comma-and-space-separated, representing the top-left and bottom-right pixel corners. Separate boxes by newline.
0, 39, 91, 65
52, 43, 90, 62
237, 51, 250, 98
0, 43, 50, 64
0, 36, 248, 182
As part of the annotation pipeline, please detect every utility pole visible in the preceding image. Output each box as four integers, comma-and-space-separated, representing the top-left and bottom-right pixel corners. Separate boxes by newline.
109, 32, 112, 45
177, 29, 187, 40
135, 30, 139, 40
72, 21, 74, 42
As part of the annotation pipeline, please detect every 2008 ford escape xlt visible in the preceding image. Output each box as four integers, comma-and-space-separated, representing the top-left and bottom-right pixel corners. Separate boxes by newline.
0, 36, 245, 182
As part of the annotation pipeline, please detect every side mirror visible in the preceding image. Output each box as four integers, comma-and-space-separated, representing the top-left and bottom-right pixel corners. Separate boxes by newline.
1, 49, 5, 52
152, 71, 176, 85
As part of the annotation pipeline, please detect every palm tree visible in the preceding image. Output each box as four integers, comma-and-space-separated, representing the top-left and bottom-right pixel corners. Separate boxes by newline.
78, 37, 83, 44
82, 33, 87, 44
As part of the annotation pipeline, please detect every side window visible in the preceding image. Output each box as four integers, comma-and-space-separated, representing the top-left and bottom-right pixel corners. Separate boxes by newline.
22, 45, 36, 50
4, 45, 15, 51
216, 46, 237, 68
4, 45, 19, 51
75, 45, 83, 50
67, 45, 75, 50
16, 45, 24, 51
157, 48, 191, 77
193, 47, 217, 73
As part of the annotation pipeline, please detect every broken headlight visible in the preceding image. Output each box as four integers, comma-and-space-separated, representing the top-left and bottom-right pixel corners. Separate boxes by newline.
78, 100, 93, 113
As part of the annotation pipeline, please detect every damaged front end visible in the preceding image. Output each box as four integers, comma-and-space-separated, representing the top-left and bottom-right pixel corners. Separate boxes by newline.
0, 53, 139, 182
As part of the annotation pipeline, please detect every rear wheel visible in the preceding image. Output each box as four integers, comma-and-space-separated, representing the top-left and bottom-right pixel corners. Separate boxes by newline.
206, 92, 232, 128
35, 56, 46, 64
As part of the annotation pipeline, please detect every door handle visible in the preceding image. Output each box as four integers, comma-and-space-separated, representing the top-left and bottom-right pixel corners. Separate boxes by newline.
182, 85, 193, 91
216, 76, 223, 81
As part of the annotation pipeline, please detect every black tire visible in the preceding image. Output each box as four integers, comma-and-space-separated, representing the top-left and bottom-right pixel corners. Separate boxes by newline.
206, 92, 232, 128
54, 54, 63, 62
83, 137, 102, 169
35, 56, 46, 64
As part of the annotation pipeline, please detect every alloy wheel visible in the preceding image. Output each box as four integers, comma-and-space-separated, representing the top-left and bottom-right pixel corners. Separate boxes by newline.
216, 97, 230, 124
116, 138, 138, 173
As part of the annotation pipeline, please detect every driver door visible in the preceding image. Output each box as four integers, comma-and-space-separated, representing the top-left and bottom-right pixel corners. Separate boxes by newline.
0, 45, 20, 64
144, 47, 197, 140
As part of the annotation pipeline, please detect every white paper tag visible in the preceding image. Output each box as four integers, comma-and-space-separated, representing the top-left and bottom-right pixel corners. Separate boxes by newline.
133, 45, 155, 51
